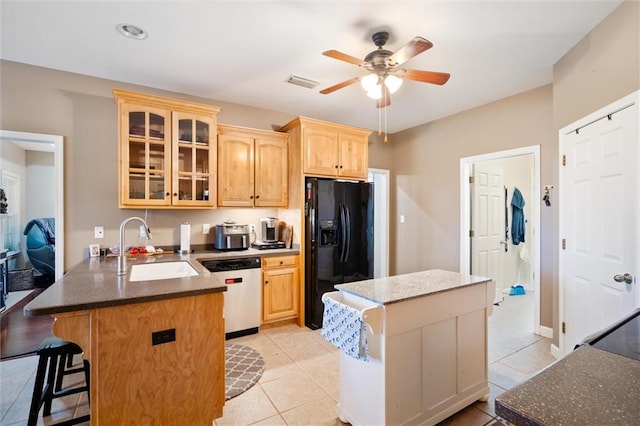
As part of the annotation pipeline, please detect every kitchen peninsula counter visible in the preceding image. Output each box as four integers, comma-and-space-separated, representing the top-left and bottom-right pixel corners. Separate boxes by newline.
326, 269, 494, 426
24, 247, 299, 316
22, 247, 294, 426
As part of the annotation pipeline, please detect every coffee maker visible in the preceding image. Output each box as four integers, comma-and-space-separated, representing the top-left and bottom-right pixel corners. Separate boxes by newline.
251, 217, 285, 250
260, 217, 278, 242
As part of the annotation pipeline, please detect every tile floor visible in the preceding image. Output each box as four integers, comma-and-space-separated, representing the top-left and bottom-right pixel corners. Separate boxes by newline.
0, 291, 556, 425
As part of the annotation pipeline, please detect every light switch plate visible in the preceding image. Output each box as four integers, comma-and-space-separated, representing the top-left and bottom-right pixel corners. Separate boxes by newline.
202, 223, 210, 234
94, 226, 104, 239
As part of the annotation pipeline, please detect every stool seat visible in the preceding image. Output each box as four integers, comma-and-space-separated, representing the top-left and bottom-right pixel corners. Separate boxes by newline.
28, 336, 90, 426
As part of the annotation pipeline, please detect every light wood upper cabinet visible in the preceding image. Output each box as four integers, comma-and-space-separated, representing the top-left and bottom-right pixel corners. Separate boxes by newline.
280, 116, 371, 180
262, 255, 299, 324
218, 124, 288, 208
114, 89, 220, 209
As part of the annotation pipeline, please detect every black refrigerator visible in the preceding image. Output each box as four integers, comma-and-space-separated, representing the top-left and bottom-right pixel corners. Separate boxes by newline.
304, 177, 374, 330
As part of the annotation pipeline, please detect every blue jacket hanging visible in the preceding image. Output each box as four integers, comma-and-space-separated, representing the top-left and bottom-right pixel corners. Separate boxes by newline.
511, 188, 525, 245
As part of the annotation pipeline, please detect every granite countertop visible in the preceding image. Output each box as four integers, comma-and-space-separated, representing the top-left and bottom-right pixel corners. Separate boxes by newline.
495, 345, 640, 425
335, 269, 491, 305
24, 247, 299, 316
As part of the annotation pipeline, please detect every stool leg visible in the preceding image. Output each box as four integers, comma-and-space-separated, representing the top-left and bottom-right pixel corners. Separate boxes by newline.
43, 353, 58, 416
28, 355, 49, 426
83, 359, 91, 404
55, 353, 67, 392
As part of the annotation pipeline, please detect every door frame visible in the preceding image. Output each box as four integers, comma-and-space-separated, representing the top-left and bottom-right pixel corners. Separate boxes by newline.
368, 168, 390, 278
460, 145, 542, 334
558, 90, 639, 357
0, 130, 64, 280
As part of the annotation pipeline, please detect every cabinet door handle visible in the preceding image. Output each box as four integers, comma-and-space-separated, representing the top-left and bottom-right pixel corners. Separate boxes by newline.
173, 193, 177, 197
250, 195, 254, 199
339, 165, 343, 168
279, 261, 283, 265
165, 192, 170, 197
335, 165, 339, 169
255, 195, 260, 199
265, 280, 269, 285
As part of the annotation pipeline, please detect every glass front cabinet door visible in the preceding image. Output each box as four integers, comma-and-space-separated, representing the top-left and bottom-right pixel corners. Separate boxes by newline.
114, 89, 220, 209
121, 104, 172, 206
172, 112, 216, 207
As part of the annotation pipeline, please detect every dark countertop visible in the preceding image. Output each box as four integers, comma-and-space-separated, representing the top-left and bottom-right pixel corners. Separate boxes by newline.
335, 269, 492, 305
495, 345, 640, 425
24, 247, 299, 316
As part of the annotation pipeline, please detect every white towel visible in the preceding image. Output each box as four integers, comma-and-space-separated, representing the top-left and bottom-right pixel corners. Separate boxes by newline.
321, 296, 369, 362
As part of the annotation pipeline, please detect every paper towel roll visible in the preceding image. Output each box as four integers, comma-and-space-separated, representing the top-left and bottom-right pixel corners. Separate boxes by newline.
180, 222, 190, 254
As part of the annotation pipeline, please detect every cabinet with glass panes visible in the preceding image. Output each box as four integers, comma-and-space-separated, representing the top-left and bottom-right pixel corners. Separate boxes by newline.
114, 89, 220, 208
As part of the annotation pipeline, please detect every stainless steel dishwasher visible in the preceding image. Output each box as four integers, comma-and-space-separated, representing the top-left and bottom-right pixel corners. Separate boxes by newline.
200, 257, 261, 339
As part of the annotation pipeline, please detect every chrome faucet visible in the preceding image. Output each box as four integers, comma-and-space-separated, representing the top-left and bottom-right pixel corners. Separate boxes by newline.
117, 217, 151, 276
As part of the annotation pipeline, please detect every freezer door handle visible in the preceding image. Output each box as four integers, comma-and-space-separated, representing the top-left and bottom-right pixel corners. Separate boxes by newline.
339, 204, 347, 263
344, 206, 351, 263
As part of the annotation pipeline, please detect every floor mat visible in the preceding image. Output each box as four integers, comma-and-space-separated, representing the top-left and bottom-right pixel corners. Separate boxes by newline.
225, 343, 265, 400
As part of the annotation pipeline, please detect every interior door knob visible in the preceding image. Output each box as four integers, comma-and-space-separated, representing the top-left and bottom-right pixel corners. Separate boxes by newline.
613, 273, 634, 284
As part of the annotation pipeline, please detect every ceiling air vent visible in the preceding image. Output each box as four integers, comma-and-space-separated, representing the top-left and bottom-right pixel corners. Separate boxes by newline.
286, 75, 320, 89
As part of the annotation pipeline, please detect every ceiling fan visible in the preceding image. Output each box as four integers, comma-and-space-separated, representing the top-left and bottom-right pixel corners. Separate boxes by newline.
320, 31, 450, 108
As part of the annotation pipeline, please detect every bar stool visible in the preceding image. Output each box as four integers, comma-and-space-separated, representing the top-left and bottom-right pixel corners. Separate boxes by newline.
28, 336, 90, 426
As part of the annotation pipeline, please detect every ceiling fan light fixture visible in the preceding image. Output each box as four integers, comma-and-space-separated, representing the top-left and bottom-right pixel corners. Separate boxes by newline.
366, 85, 382, 99
361, 73, 379, 92
384, 75, 403, 94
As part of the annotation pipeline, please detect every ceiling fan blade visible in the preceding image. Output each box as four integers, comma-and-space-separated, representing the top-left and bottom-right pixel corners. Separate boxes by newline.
322, 50, 366, 67
397, 69, 451, 85
319, 77, 360, 95
387, 37, 433, 67
376, 84, 391, 108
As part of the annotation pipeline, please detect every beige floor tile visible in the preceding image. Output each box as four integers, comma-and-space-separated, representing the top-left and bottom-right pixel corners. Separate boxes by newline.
250, 413, 288, 425
299, 354, 340, 402
488, 361, 530, 390
280, 393, 346, 426
499, 338, 556, 375
259, 351, 300, 384
260, 370, 328, 413
436, 405, 495, 426
215, 384, 278, 426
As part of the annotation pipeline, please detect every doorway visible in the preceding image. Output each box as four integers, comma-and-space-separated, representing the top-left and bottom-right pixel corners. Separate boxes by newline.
0, 130, 64, 280
460, 146, 542, 336
368, 168, 390, 278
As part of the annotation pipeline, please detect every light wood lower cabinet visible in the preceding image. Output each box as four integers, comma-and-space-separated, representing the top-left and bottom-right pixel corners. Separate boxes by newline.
262, 255, 299, 324
52, 293, 225, 425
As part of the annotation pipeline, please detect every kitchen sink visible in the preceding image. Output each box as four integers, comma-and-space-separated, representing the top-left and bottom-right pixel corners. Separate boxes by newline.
129, 261, 199, 282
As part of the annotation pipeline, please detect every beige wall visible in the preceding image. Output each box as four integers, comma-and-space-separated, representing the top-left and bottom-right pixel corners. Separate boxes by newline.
376, 85, 555, 327
0, 60, 298, 269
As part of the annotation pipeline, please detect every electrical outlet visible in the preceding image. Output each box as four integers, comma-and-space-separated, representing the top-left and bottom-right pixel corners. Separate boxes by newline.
202, 223, 210, 234
139, 225, 147, 238
249, 224, 256, 233
94, 226, 104, 239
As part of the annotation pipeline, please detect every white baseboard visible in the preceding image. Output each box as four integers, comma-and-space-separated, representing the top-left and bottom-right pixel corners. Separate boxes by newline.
539, 325, 553, 339
550, 343, 561, 359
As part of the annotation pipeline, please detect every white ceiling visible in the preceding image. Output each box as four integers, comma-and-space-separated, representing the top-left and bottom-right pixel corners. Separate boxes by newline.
0, 1, 623, 133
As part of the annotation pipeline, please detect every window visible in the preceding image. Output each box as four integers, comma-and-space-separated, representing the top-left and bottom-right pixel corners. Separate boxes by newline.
1, 170, 20, 252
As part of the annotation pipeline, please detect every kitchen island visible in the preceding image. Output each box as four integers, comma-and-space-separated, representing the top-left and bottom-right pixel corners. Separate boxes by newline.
323, 269, 495, 426
24, 249, 294, 425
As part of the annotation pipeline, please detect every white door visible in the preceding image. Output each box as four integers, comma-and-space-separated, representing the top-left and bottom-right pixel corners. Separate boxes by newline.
561, 99, 639, 354
471, 163, 505, 304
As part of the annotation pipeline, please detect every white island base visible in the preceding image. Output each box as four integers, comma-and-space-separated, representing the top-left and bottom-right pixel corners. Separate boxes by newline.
330, 270, 494, 426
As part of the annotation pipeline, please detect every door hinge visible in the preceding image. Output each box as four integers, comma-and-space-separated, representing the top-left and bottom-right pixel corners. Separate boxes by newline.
469, 229, 474, 238
562, 239, 566, 250
562, 321, 566, 334
469, 175, 474, 184
562, 154, 566, 166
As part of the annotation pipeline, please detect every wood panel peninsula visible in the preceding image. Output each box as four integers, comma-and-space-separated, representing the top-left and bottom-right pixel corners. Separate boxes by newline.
24, 253, 228, 425
323, 269, 495, 426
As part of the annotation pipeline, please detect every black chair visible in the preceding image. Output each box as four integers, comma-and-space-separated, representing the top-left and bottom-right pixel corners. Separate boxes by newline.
28, 336, 90, 426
